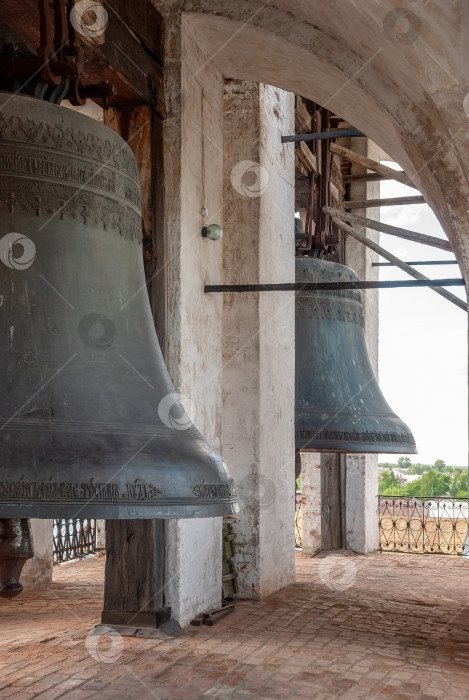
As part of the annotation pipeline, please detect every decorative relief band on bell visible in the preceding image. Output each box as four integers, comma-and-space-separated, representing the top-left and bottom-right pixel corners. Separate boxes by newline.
296, 299, 364, 326
0, 479, 238, 504
295, 286, 362, 304
295, 428, 416, 446
193, 479, 237, 500
0, 182, 142, 241
0, 479, 161, 503
0, 112, 140, 181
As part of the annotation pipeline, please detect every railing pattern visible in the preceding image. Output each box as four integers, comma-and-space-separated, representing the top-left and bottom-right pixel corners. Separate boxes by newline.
53, 519, 97, 564
379, 496, 469, 555
295, 490, 302, 548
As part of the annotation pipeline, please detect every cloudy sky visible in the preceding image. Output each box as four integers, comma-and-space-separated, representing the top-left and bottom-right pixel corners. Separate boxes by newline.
377, 165, 467, 466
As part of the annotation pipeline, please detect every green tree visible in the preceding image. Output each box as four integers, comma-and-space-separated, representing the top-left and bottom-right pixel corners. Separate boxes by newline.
405, 470, 450, 498
449, 470, 468, 498
433, 459, 447, 472
408, 463, 426, 475
397, 456, 411, 471
379, 468, 401, 495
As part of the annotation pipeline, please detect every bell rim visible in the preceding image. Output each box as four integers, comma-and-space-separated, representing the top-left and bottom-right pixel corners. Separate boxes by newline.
0, 500, 240, 519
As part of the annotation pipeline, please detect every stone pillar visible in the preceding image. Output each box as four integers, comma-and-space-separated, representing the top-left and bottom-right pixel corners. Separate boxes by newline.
343, 136, 380, 554
95, 520, 106, 552
162, 17, 225, 626
221, 80, 296, 598
21, 520, 53, 589
300, 453, 321, 555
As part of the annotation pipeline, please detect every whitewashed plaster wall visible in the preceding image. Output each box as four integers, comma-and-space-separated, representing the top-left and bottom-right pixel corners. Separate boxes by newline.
163, 17, 225, 626
21, 520, 53, 590
221, 80, 296, 598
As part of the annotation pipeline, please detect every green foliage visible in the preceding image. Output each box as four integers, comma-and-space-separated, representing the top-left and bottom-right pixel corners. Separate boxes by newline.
296, 475, 301, 490
433, 459, 447, 472
397, 456, 411, 470
407, 463, 426, 475
378, 468, 401, 495
449, 470, 468, 497
378, 461, 468, 498
404, 470, 451, 498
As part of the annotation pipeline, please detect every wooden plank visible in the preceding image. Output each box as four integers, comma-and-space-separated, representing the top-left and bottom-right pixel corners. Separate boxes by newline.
323, 207, 453, 252
330, 143, 418, 189
329, 181, 339, 203
295, 97, 311, 133
331, 216, 467, 311
295, 140, 317, 173
345, 195, 425, 209
321, 453, 346, 550
106, 0, 164, 64
104, 520, 166, 615
295, 152, 308, 178
1, 0, 164, 111
343, 173, 393, 183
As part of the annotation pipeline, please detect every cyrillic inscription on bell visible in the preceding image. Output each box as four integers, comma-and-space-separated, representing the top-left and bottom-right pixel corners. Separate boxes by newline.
0, 93, 238, 519
295, 256, 417, 454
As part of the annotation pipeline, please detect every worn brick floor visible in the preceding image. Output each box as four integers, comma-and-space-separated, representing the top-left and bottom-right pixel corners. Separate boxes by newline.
1, 551, 469, 699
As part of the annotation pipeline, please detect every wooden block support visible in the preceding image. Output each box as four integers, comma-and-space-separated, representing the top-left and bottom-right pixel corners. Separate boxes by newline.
103, 520, 167, 627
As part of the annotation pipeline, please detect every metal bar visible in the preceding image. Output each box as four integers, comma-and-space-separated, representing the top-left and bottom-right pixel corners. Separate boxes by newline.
204, 279, 464, 293
373, 260, 458, 267
324, 207, 453, 252
345, 195, 425, 209
281, 128, 364, 143
330, 216, 467, 311
329, 143, 418, 189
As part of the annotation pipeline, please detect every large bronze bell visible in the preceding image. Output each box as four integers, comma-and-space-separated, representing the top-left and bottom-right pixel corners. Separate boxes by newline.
0, 93, 238, 519
295, 256, 416, 453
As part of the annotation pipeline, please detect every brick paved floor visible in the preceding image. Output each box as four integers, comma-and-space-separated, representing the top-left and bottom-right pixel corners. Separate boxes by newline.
1, 551, 469, 699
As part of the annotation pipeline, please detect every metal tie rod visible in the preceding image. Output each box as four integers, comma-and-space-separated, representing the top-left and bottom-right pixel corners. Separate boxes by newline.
205, 279, 465, 293
330, 215, 467, 311
373, 260, 458, 267
281, 128, 364, 143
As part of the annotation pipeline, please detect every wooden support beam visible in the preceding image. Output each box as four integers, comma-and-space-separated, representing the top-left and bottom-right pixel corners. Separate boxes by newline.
295, 140, 318, 174
343, 173, 393, 184
330, 216, 467, 311
345, 195, 425, 209
103, 520, 169, 628
321, 453, 346, 550
1, 0, 164, 111
323, 207, 453, 252
330, 143, 418, 189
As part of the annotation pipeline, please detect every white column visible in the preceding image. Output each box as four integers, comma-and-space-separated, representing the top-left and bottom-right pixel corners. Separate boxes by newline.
163, 17, 225, 625
21, 520, 53, 590
300, 453, 321, 555
221, 80, 296, 598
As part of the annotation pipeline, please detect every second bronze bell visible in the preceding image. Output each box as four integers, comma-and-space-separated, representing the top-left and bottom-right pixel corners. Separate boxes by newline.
295, 256, 416, 454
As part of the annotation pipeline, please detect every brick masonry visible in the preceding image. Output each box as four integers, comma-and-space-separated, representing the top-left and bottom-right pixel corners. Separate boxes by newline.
1, 551, 469, 698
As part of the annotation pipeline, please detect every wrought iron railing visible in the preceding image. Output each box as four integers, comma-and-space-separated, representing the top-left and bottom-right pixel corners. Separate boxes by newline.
53, 519, 97, 564
379, 496, 469, 555
295, 490, 302, 547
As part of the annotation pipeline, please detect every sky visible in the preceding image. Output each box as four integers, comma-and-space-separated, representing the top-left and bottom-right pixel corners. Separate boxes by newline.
377, 165, 467, 467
